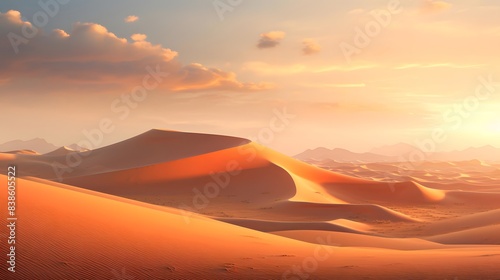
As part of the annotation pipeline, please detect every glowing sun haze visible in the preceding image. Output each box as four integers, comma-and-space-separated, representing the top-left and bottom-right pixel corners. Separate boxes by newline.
0, 0, 499, 155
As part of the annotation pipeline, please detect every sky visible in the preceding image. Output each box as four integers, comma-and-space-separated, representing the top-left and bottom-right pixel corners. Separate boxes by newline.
1, 0, 500, 155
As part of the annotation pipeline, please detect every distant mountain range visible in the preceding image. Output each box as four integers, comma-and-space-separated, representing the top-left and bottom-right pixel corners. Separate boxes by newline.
0, 138, 58, 154
0, 138, 88, 154
295, 147, 396, 163
295, 143, 500, 163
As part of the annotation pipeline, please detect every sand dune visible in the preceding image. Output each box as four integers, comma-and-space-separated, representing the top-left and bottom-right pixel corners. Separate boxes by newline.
270, 201, 420, 223
426, 224, 500, 245
0, 153, 16, 160
216, 218, 371, 234
272, 230, 445, 250
0, 129, 251, 178
69, 129, 250, 170
323, 181, 446, 205
444, 190, 500, 206
423, 208, 500, 235
2, 150, 39, 155
42, 146, 81, 156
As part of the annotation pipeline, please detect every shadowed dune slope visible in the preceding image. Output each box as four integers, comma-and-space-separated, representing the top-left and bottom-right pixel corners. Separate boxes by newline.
423, 208, 500, 236
271, 230, 445, 250
322, 181, 446, 205
426, 225, 500, 245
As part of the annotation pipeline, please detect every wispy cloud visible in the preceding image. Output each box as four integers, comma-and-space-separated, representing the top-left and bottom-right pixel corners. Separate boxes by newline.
257, 31, 285, 49
302, 83, 366, 88
302, 39, 321, 55
130, 33, 147, 41
124, 15, 139, 23
242, 61, 379, 75
394, 63, 484, 70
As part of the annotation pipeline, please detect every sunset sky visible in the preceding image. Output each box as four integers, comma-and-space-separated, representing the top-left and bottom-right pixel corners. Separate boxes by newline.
1, 0, 499, 155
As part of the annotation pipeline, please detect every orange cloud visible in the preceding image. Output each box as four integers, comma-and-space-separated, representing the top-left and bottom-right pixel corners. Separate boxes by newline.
421, 0, 452, 14
257, 31, 285, 49
0, 10, 268, 93
302, 39, 321, 55
131, 33, 147, 41
124, 15, 139, 23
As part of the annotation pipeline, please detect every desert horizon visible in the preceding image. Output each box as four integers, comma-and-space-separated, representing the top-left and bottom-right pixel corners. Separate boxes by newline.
3, 131, 500, 161
2, 0, 500, 279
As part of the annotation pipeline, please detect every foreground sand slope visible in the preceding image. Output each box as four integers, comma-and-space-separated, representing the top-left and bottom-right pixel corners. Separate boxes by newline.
2, 175, 500, 279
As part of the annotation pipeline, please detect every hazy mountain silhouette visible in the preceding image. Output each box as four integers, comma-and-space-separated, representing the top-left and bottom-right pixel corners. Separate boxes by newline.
297, 143, 500, 163
0, 138, 58, 154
